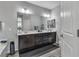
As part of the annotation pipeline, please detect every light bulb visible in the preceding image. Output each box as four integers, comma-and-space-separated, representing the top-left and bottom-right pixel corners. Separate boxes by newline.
42, 13, 50, 18
25, 9, 32, 14
18, 8, 25, 13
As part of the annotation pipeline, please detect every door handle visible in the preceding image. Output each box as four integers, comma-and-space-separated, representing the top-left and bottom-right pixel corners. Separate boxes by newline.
60, 34, 63, 38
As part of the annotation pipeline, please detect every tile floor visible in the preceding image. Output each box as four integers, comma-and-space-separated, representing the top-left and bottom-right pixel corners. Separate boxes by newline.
8, 45, 61, 57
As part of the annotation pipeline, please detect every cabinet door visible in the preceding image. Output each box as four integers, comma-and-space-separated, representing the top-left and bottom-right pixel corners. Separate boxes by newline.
19, 35, 35, 50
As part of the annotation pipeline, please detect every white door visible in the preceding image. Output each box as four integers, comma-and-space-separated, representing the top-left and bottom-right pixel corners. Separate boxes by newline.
60, 2, 75, 57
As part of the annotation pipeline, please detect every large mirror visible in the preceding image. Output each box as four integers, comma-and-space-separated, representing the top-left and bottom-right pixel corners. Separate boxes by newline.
17, 8, 56, 33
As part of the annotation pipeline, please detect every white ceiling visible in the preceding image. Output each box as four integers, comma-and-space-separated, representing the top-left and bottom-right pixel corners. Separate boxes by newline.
27, 1, 60, 10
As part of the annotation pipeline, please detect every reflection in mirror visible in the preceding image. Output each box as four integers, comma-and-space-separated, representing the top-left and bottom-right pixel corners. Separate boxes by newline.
17, 12, 32, 33
17, 12, 23, 33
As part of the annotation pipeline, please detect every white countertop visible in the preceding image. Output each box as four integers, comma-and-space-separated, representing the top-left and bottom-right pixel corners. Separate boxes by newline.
17, 30, 56, 36
0, 43, 8, 55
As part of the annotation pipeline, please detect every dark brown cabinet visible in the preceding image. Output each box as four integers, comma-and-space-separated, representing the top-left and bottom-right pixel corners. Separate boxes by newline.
18, 32, 56, 54
19, 35, 35, 50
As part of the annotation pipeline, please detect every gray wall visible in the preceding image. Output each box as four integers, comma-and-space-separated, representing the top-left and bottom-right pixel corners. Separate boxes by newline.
0, 1, 51, 53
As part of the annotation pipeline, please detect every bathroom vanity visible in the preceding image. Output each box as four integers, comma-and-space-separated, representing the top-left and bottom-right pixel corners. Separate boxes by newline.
17, 5, 57, 55
18, 31, 56, 54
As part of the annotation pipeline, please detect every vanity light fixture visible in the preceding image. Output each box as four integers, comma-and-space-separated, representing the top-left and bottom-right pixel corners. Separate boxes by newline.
25, 9, 33, 14
18, 8, 33, 14
42, 13, 50, 18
